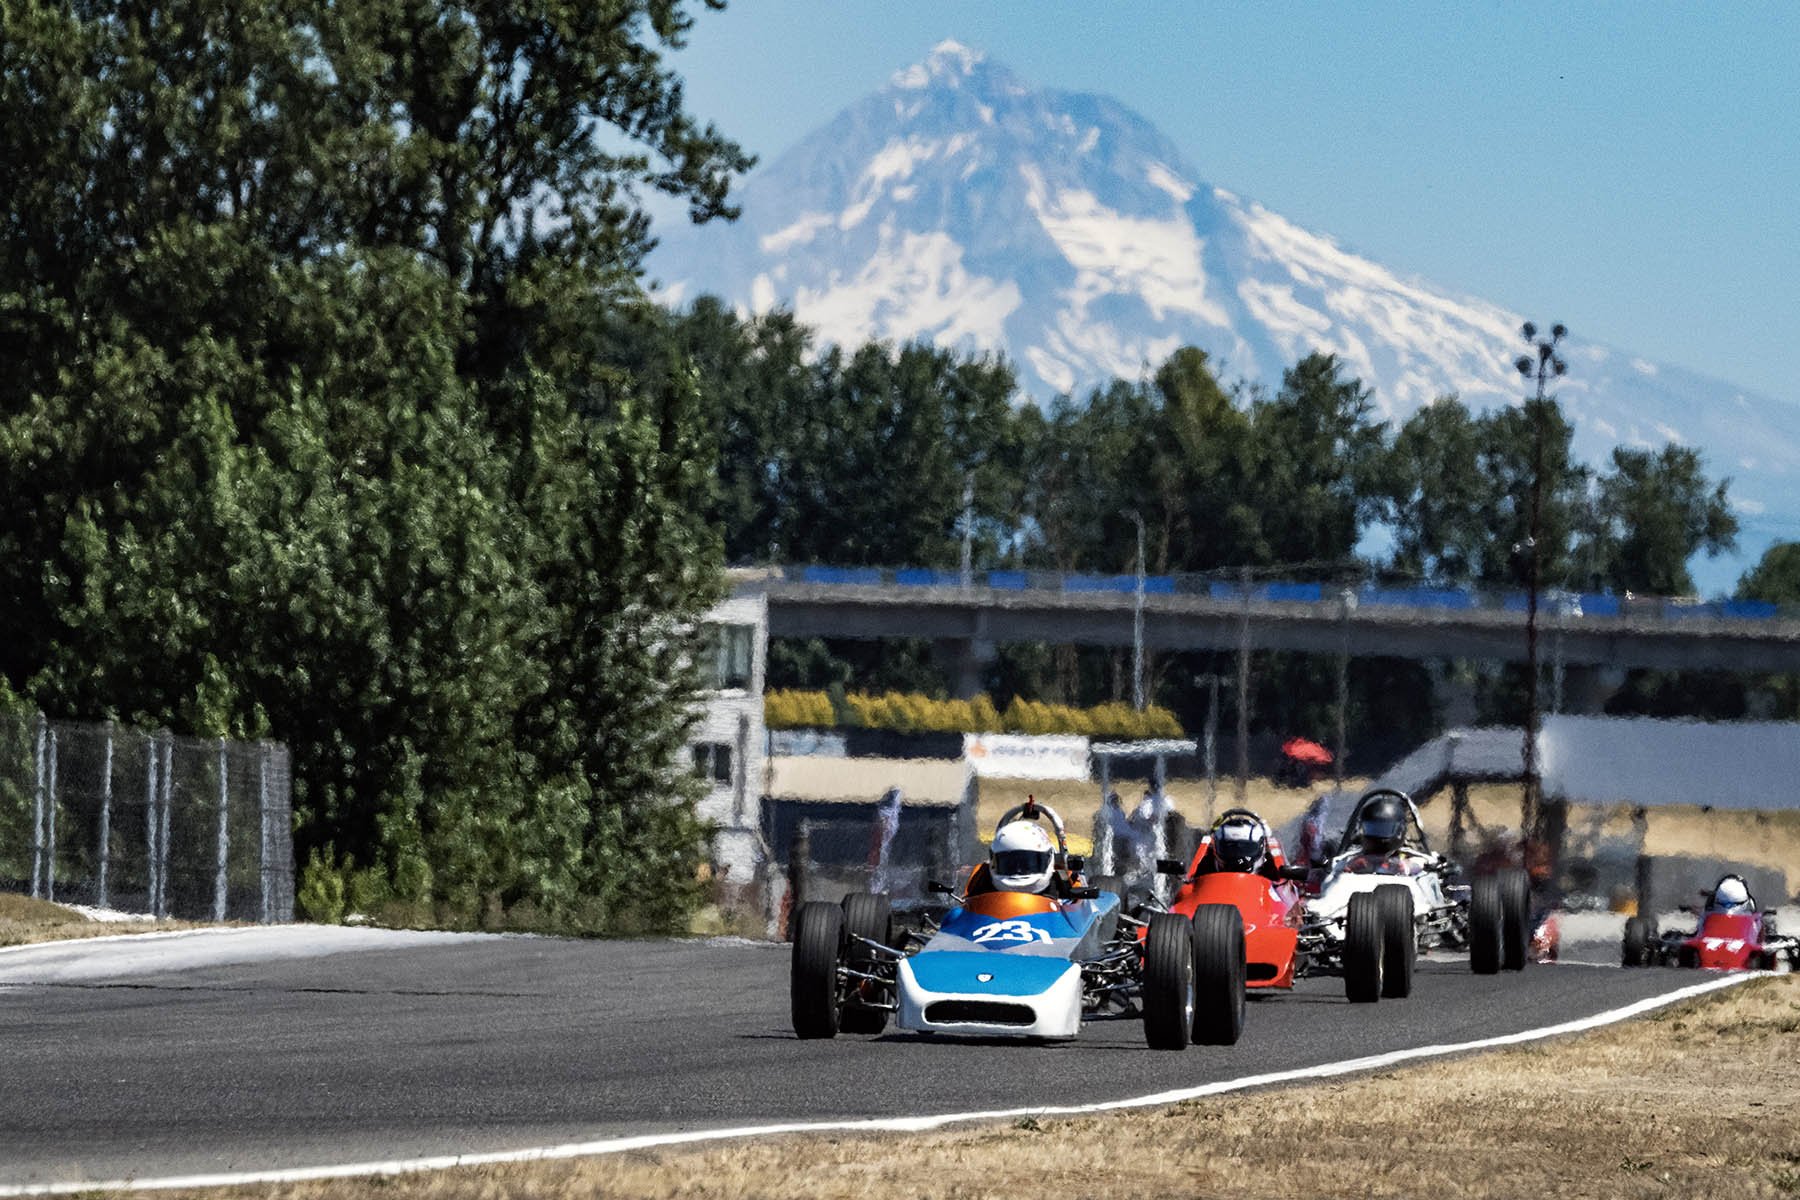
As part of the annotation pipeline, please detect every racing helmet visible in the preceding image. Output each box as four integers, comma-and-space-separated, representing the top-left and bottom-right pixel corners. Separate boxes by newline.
1359, 793, 1408, 855
989, 820, 1056, 893
1711, 875, 1754, 914
1211, 813, 1270, 874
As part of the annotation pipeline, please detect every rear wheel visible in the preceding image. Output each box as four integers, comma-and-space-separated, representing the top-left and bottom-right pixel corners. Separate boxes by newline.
1190, 904, 1247, 1045
1621, 915, 1658, 967
1142, 913, 1197, 1050
1375, 884, 1416, 999
1498, 868, 1531, 971
790, 901, 845, 1039
1343, 892, 1385, 1003
839, 892, 893, 1034
1469, 877, 1503, 975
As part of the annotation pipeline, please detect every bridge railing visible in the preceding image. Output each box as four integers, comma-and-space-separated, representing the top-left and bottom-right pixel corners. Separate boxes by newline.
770, 565, 1795, 625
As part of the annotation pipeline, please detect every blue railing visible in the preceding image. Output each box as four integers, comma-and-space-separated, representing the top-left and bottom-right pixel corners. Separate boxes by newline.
774, 565, 1794, 624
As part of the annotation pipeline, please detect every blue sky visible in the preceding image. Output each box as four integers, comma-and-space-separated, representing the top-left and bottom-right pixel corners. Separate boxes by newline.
664, 1, 1799, 411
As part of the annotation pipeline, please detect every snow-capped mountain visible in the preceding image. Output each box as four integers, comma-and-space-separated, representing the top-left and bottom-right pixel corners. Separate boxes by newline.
650, 41, 1800, 586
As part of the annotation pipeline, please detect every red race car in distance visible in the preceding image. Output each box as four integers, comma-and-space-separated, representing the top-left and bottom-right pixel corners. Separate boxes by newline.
1622, 874, 1796, 972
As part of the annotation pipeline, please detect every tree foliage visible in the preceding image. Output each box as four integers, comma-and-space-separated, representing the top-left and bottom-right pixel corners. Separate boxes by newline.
1, 0, 748, 929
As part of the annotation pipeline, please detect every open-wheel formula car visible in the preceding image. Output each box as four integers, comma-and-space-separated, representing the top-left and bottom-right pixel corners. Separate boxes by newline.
1149, 808, 1413, 1003
790, 798, 1247, 1049
1621, 874, 1796, 971
1299, 789, 1533, 981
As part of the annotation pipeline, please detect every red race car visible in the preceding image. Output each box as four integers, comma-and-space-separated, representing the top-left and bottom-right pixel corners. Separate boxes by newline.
1621, 873, 1796, 971
1149, 809, 1404, 1002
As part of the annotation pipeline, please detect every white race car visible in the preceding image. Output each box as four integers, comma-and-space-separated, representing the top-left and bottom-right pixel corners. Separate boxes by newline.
1299, 788, 1531, 982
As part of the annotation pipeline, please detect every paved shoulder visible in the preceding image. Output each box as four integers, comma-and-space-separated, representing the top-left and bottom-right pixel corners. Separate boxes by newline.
0, 926, 504, 986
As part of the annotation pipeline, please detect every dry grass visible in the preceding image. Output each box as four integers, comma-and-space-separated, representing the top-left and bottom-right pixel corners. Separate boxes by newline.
0, 891, 210, 947
134, 976, 1799, 1200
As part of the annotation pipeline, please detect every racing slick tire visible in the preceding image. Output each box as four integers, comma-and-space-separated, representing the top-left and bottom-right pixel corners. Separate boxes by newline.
1498, 867, 1531, 971
839, 892, 894, 1035
1468, 876, 1503, 975
1374, 884, 1416, 999
1189, 903, 1247, 1045
791, 901, 846, 1040
1621, 915, 1658, 967
1343, 891, 1385, 1003
1143, 912, 1198, 1050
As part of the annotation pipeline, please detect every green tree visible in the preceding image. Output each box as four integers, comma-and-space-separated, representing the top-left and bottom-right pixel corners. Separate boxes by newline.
1244, 353, 1387, 568
1379, 397, 1489, 583
1, 0, 747, 930
1738, 542, 1800, 605
1588, 446, 1737, 595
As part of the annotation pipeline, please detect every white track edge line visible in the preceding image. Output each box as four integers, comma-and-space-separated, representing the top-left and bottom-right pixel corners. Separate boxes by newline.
0, 970, 1760, 1197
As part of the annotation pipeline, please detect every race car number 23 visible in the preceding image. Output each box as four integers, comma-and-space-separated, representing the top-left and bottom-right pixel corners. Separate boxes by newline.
970, 919, 1053, 944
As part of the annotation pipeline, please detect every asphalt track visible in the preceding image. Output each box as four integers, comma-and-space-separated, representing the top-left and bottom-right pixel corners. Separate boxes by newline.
0, 927, 1735, 1189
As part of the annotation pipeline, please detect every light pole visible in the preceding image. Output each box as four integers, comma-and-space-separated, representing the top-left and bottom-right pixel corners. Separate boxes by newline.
959, 470, 975, 588
1514, 321, 1567, 842
1335, 585, 1356, 793
1125, 510, 1146, 710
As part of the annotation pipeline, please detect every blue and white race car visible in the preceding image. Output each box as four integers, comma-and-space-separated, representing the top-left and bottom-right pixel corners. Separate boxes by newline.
790, 800, 1247, 1049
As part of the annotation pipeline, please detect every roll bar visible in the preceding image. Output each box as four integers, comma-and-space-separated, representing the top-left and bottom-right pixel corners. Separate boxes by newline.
996, 794, 1069, 857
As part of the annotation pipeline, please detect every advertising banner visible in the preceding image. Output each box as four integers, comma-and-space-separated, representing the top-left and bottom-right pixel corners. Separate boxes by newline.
963, 733, 1090, 780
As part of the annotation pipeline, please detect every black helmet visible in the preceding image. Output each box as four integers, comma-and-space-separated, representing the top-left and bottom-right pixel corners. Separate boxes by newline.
1359, 794, 1408, 855
1212, 813, 1269, 874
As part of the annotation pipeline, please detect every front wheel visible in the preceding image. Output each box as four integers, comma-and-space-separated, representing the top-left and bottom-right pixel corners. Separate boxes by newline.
1621, 915, 1658, 967
1343, 892, 1385, 1003
1190, 904, 1247, 1045
1374, 884, 1416, 999
1142, 913, 1197, 1050
839, 892, 893, 1034
791, 901, 845, 1039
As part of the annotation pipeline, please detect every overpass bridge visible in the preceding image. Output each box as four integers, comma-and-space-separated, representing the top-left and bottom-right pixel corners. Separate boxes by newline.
737, 566, 1800, 702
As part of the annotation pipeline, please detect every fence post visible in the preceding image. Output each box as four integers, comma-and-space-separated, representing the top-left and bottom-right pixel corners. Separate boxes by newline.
46, 726, 58, 902
32, 713, 46, 899
157, 731, 174, 918
99, 721, 114, 909
215, 737, 229, 922
258, 742, 271, 924
145, 729, 160, 915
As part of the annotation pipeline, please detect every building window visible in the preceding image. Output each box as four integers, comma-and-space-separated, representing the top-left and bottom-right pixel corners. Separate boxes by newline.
691, 742, 734, 785
701, 622, 755, 691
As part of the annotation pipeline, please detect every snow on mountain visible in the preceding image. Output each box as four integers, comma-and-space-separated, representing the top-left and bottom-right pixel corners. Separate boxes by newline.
649, 41, 1800, 588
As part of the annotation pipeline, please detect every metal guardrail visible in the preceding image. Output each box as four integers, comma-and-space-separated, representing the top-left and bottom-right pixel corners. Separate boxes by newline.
775, 565, 1790, 625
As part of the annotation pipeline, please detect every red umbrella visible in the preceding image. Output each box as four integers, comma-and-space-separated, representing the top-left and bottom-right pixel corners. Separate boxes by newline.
1281, 737, 1334, 765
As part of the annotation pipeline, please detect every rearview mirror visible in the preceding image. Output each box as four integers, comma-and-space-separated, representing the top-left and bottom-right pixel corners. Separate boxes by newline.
1069, 885, 1099, 900
927, 880, 954, 895
1279, 864, 1310, 881
1156, 857, 1186, 876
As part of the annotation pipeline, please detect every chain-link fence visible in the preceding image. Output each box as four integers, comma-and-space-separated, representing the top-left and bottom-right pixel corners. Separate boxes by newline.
0, 713, 293, 922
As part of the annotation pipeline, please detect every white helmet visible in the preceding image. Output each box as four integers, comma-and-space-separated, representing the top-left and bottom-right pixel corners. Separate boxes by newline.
1712, 875, 1754, 913
989, 820, 1056, 893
